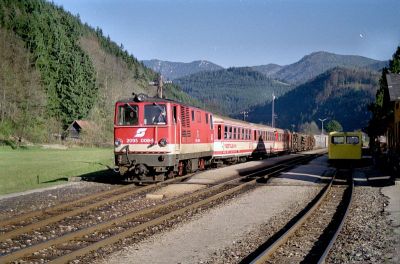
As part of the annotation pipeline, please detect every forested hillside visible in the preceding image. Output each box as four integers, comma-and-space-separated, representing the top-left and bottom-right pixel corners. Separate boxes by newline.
0, 28, 47, 142
251, 64, 283, 77
0, 0, 197, 144
142, 59, 224, 80
266, 51, 387, 84
247, 67, 380, 131
174, 67, 292, 115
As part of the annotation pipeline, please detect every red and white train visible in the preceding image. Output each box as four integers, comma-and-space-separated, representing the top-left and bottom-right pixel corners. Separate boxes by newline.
114, 94, 314, 182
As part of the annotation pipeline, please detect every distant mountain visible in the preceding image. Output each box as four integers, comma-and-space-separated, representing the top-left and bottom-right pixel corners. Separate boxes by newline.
174, 67, 293, 116
261, 51, 387, 85
252, 64, 283, 77
142, 59, 224, 80
247, 67, 380, 131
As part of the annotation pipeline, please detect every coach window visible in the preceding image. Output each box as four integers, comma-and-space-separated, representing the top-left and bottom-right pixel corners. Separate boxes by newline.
218, 125, 222, 140
224, 126, 228, 139
229, 126, 233, 139
346, 136, 359, 144
233, 128, 237, 139
118, 104, 138, 126
205, 113, 209, 124
191, 110, 195, 122
332, 136, 345, 144
210, 115, 213, 130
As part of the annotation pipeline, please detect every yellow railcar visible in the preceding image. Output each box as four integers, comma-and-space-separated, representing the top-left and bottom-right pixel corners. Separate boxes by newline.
328, 131, 362, 160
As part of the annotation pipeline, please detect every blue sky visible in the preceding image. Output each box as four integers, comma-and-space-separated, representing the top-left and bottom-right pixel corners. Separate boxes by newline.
53, 0, 400, 67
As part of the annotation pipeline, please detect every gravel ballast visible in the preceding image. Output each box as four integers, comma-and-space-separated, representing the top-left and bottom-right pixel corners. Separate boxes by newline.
0, 182, 118, 221
98, 185, 321, 264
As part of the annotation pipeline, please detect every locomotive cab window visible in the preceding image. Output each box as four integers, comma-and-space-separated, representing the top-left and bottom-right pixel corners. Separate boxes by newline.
144, 104, 167, 125
331, 136, 345, 144
117, 104, 138, 126
346, 136, 359, 144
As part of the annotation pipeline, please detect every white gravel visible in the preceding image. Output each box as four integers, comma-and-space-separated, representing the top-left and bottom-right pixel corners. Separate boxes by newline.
99, 185, 320, 264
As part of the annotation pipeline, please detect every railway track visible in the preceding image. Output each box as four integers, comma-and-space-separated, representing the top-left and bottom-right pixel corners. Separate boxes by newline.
243, 168, 354, 264
0, 174, 194, 241
0, 154, 319, 263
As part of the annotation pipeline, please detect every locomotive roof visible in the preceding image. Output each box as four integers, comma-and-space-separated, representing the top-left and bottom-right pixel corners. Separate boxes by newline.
116, 95, 208, 112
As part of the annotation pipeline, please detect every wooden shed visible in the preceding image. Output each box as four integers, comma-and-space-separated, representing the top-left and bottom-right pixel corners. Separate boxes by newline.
65, 120, 95, 139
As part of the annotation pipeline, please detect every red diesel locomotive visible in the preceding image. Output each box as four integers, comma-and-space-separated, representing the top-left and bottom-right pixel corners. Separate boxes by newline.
114, 94, 313, 182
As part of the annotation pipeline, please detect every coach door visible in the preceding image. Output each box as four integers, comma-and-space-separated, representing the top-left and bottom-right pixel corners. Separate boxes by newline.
173, 105, 180, 151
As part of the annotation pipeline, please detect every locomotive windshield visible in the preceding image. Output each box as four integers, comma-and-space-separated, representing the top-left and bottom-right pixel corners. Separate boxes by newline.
117, 104, 138, 126
144, 104, 167, 125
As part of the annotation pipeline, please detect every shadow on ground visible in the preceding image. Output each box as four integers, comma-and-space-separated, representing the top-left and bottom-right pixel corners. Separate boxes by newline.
41, 177, 68, 183
74, 169, 127, 184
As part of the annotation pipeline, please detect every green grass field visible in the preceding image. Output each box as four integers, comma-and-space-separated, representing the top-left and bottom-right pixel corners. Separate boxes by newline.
0, 146, 114, 195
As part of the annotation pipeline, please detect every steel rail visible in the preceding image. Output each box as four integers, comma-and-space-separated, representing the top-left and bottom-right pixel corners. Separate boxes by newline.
0, 174, 193, 241
0, 154, 317, 263
249, 169, 353, 264
50, 154, 318, 264
249, 174, 335, 264
317, 172, 354, 264
0, 154, 308, 241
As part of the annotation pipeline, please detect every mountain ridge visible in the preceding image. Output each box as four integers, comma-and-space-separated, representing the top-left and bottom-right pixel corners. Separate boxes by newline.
142, 59, 224, 80
246, 67, 380, 131
174, 67, 292, 116
270, 51, 387, 84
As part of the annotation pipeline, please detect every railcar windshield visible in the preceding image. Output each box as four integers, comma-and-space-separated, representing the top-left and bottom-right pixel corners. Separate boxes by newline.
331, 136, 345, 144
144, 104, 167, 125
117, 104, 138, 126
346, 136, 359, 144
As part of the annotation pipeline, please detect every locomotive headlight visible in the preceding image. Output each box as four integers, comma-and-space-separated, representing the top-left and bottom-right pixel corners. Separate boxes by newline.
136, 93, 147, 102
114, 139, 122, 147
159, 138, 168, 147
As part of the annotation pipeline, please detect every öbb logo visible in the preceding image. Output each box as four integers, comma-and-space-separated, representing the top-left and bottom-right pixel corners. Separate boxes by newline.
134, 128, 147, 138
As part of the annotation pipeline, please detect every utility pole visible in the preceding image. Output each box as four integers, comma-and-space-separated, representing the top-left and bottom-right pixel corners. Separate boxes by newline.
271, 93, 275, 128
240, 111, 248, 121
318, 118, 328, 135
157, 75, 163, 98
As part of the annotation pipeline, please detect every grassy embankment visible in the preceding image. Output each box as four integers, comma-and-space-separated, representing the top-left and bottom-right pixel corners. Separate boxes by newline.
0, 146, 114, 195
